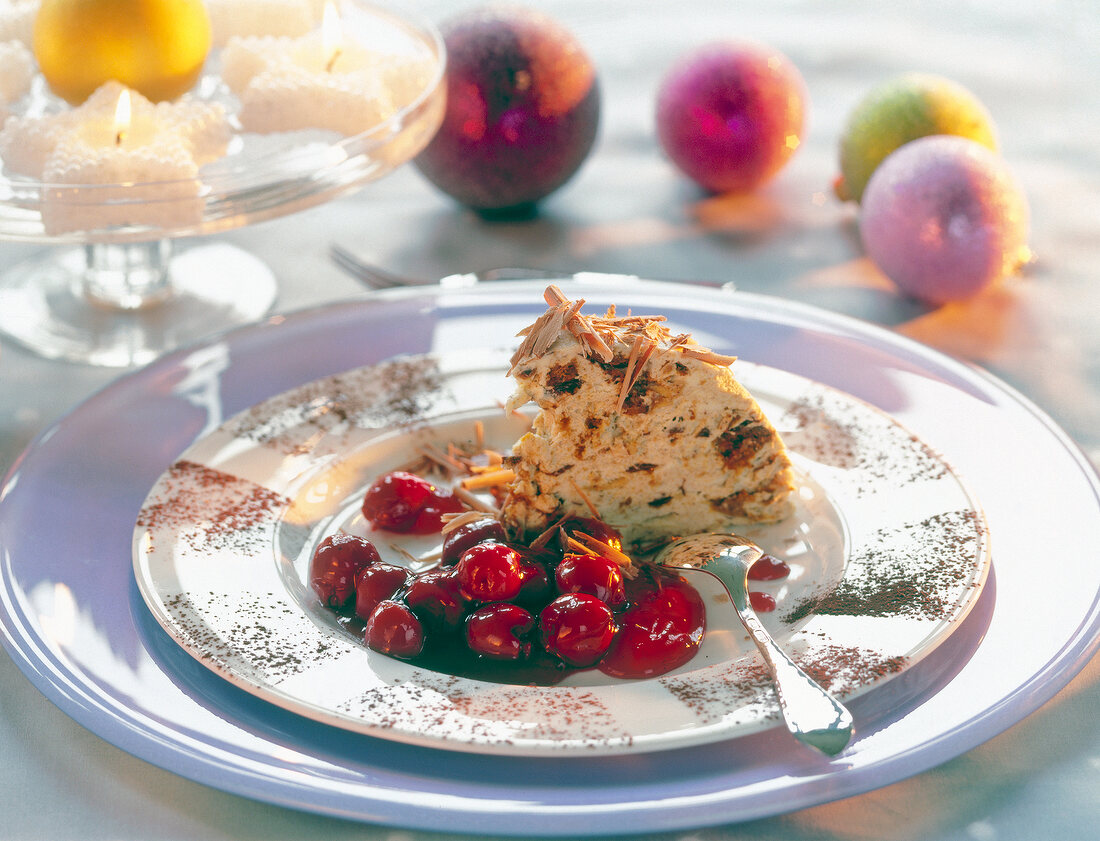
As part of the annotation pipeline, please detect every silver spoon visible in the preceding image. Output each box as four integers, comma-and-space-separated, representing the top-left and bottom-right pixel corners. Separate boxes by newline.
656, 533, 854, 756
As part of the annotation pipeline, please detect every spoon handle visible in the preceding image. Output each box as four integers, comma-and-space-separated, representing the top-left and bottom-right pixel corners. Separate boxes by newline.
705, 551, 855, 756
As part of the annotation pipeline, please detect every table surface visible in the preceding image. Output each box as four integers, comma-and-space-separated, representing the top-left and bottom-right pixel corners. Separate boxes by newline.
2, 1, 1098, 839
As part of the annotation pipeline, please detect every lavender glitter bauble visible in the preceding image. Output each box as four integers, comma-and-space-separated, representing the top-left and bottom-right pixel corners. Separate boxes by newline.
656, 42, 806, 193
860, 135, 1029, 304
413, 7, 600, 214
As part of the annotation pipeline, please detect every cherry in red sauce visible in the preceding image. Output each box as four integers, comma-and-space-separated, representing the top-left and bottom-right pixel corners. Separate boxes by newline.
539, 593, 618, 667
404, 569, 470, 632
441, 517, 507, 565
315, 470, 792, 685
599, 570, 705, 679
364, 600, 424, 659
514, 557, 553, 608
748, 553, 790, 581
558, 516, 624, 550
465, 603, 534, 660
310, 533, 382, 608
361, 471, 464, 534
455, 541, 524, 601
354, 562, 409, 621
555, 553, 626, 606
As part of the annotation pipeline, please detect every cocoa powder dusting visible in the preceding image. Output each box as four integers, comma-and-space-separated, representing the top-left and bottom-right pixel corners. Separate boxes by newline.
796, 644, 907, 694
662, 644, 907, 721
338, 673, 631, 747
784, 508, 986, 622
162, 590, 337, 681
662, 664, 775, 720
228, 356, 447, 451
137, 460, 289, 553
782, 390, 948, 493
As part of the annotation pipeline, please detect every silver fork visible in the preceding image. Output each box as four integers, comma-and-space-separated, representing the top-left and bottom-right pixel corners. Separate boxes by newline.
329, 244, 729, 290
330, 244, 582, 289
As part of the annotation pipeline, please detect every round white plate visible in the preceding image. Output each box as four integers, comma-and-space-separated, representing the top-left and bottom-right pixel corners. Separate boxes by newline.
133, 342, 989, 755
2, 280, 1097, 834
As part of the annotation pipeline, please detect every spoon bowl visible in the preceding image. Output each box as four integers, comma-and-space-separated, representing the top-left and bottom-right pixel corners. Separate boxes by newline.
656, 533, 854, 756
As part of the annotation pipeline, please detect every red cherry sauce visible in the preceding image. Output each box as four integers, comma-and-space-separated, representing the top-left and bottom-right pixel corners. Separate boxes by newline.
748, 553, 790, 581
361, 471, 464, 534
749, 591, 777, 613
599, 568, 706, 679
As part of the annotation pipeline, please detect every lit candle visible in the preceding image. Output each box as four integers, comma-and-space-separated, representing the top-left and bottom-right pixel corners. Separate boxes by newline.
112, 88, 132, 145
0, 81, 231, 234
320, 2, 341, 72
221, 2, 435, 136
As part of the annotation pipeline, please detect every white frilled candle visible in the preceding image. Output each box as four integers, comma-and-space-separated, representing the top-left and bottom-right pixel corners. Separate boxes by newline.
205, 0, 325, 47
0, 0, 36, 46
0, 81, 230, 235
221, 3, 434, 136
0, 39, 33, 116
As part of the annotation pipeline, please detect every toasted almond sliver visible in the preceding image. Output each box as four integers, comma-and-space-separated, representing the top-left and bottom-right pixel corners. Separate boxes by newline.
572, 532, 635, 569
567, 476, 600, 518
531, 305, 567, 356
679, 347, 738, 367
441, 509, 496, 534
563, 533, 599, 556
453, 485, 500, 514
615, 334, 645, 412
544, 285, 572, 307
460, 468, 516, 490
388, 542, 420, 564
528, 513, 568, 548
417, 442, 465, 473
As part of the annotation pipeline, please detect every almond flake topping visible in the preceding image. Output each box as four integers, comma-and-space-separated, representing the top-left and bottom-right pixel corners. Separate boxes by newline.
509, 285, 738, 372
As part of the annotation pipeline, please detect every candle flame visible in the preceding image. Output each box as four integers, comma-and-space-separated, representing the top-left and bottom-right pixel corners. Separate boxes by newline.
322, 2, 343, 72
113, 90, 132, 145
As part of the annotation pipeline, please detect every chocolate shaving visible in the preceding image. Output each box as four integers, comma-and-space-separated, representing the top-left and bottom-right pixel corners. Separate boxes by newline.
509, 285, 737, 372
616, 335, 646, 412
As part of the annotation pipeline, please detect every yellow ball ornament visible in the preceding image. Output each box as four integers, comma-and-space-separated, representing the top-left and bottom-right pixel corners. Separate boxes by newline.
834, 73, 998, 203
34, 0, 212, 105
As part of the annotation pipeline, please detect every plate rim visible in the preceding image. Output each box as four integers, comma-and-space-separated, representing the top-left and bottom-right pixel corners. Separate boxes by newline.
2, 279, 1099, 835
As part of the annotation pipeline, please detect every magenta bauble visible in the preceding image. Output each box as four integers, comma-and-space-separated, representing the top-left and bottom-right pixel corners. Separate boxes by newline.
656, 42, 806, 193
413, 7, 600, 214
860, 135, 1030, 305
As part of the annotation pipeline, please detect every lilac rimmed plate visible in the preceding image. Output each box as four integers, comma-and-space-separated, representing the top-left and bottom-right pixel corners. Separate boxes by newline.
2, 279, 1098, 834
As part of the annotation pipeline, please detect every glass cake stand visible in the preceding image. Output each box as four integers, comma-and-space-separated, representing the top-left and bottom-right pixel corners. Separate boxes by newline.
0, 0, 445, 367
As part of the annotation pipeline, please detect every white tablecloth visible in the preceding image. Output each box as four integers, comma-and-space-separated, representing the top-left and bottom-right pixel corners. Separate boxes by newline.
2, 1, 1098, 839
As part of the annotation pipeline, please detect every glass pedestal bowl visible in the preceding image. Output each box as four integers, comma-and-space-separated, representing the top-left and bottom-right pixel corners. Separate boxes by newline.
0, 0, 445, 367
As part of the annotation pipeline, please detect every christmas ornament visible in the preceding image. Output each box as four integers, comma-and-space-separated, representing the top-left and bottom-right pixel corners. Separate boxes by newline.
655, 41, 806, 193
860, 135, 1030, 304
34, 0, 211, 104
413, 6, 599, 215
835, 72, 997, 203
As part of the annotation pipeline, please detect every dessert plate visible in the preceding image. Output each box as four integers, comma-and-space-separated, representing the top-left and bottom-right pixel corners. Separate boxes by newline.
2, 280, 1098, 834
132, 350, 989, 755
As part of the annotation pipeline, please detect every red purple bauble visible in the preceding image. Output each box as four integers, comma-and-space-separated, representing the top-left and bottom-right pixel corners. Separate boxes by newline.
656, 41, 806, 193
414, 6, 600, 215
